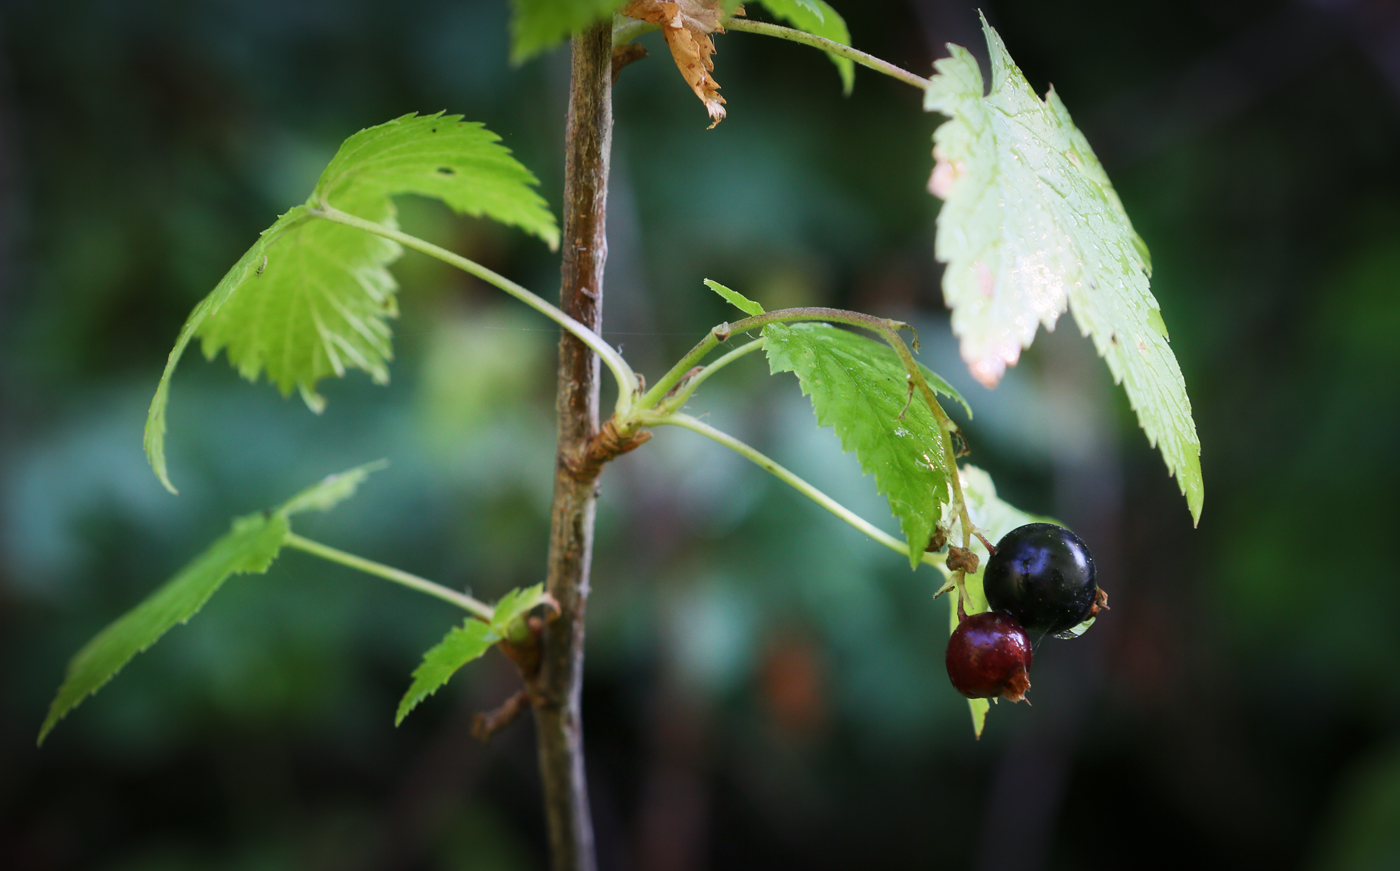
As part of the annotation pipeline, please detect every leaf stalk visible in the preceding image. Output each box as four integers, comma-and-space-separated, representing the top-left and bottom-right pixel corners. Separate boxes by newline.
646, 412, 947, 571
309, 203, 637, 416
724, 19, 931, 90
631, 304, 974, 557
283, 533, 494, 620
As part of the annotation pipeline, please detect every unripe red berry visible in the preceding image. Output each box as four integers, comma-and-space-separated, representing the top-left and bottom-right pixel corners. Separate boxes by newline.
945, 611, 1033, 702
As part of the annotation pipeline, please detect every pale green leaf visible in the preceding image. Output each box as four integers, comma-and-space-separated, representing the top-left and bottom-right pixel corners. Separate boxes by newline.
754, 0, 854, 93
276, 460, 390, 517
510, 0, 630, 62
143, 207, 317, 493
395, 620, 498, 725
145, 114, 557, 492
765, 322, 962, 567
38, 512, 289, 744
925, 15, 1202, 523
196, 201, 401, 399
943, 464, 1053, 736
314, 113, 559, 250
143, 204, 399, 494
704, 278, 764, 317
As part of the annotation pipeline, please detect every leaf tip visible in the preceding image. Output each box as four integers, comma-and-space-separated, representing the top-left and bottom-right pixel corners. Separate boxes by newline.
299, 384, 328, 415
970, 697, 988, 737
36, 712, 59, 747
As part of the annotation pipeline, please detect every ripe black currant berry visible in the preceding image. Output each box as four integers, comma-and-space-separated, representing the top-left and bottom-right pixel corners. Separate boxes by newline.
983, 522, 1096, 638
945, 611, 1032, 702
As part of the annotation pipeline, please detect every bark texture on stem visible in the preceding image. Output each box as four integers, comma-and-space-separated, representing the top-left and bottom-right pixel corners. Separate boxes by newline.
531, 21, 612, 871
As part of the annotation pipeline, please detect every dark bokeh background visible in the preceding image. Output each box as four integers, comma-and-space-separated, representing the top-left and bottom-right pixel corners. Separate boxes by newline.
3, 0, 1399, 868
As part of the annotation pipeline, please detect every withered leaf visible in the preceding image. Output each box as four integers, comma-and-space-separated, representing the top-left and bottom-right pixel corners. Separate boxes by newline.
623, 0, 736, 127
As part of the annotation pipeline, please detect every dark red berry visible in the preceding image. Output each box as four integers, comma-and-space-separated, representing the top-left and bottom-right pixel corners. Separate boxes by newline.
945, 611, 1032, 702
983, 523, 1097, 638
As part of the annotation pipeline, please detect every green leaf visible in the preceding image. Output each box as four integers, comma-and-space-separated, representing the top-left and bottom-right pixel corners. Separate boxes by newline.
395, 620, 498, 725
754, 0, 854, 93
925, 14, 1202, 523
704, 278, 765, 317
510, 0, 631, 62
313, 113, 559, 249
490, 583, 549, 639
39, 462, 381, 744
276, 460, 390, 517
394, 582, 550, 724
143, 207, 323, 493
943, 464, 1054, 737
765, 322, 961, 567
145, 114, 557, 493
38, 512, 289, 745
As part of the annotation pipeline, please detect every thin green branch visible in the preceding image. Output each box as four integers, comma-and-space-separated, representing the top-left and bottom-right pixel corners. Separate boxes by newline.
284, 532, 494, 620
310, 203, 637, 416
659, 337, 765, 411
724, 19, 931, 90
651, 413, 945, 570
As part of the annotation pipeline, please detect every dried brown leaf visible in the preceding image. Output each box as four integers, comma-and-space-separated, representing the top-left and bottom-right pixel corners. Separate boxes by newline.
623, 0, 736, 127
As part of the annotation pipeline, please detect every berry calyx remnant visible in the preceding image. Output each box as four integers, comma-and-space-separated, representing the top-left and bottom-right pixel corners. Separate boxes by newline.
983, 522, 1097, 638
945, 611, 1032, 702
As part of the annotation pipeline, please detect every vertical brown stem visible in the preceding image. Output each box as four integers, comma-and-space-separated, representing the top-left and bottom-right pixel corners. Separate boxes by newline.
531, 20, 612, 871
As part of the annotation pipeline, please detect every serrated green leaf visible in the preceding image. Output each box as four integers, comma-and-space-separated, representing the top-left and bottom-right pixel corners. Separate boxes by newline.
198, 201, 402, 402
276, 460, 389, 517
143, 207, 319, 493
704, 278, 765, 317
510, 0, 630, 62
755, 0, 854, 94
39, 463, 380, 744
925, 15, 1202, 523
38, 512, 289, 744
395, 620, 498, 725
765, 322, 961, 567
314, 113, 559, 249
145, 114, 557, 493
943, 464, 1054, 737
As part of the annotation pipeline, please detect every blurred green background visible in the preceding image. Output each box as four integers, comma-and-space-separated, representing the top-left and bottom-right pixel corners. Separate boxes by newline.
3, 0, 1399, 868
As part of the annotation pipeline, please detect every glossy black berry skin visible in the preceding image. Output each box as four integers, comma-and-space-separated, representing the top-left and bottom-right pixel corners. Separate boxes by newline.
983, 523, 1096, 637
945, 611, 1032, 702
